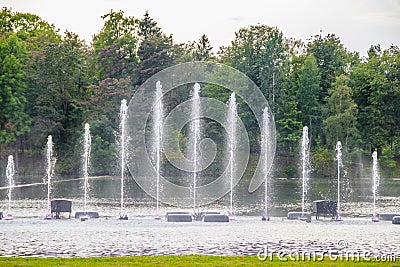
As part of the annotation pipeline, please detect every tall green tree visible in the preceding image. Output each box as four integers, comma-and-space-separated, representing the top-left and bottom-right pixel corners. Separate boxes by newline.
0, 7, 59, 151
276, 56, 303, 153
92, 10, 140, 81
296, 54, 322, 143
323, 74, 358, 148
352, 45, 400, 153
221, 25, 288, 112
30, 32, 91, 172
307, 33, 348, 101
136, 11, 175, 85
0, 33, 30, 144
183, 34, 214, 61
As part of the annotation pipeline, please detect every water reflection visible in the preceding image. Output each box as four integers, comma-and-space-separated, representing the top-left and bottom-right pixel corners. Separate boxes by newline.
1, 175, 399, 218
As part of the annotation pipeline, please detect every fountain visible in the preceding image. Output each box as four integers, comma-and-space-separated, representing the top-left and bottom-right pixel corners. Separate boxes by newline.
335, 141, 343, 221
5, 155, 15, 220
300, 126, 311, 219
152, 81, 164, 220
261, 107, 272, 221
371, 151, 380, 222
80, 123, 92, 221
226, 92, 238, 220
189, 83, 201, 214
287, 126, 311, 222
119, 99, 129, 220
44, 135, 56, 219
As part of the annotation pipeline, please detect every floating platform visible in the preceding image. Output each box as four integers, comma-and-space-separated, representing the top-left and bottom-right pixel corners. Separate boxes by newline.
75, 211, 99, 219
51, 199, 72, 219
166, 212, 192, 222
393, 216, 400, 225
203, 214, 229, 222
196, 211, 221, 221
379, 213, 400, 221
0, 211, 3, 220
287, 212, 312, 222
313, 200, 337, 220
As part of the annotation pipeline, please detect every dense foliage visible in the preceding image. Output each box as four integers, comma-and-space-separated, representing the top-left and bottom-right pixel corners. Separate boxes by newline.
0, 7, 399, 177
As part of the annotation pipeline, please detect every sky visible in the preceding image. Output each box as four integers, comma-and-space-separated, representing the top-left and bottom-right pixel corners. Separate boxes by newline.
2, 0, 400, 56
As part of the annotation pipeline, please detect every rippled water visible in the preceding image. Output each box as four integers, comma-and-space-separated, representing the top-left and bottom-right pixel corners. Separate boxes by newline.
0, 175, 399, 257
0, 217, 399, 257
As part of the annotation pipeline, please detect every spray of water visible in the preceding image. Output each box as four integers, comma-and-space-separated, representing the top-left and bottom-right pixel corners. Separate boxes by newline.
335, 141, 343, 221
153, 81, 164, 218
6, 155, 15, 218
261, 107, 273, 221
300, 126, 311, 214
45, 135, 56, 218
226, 92, 238, 217
119, 99, 128, 218
190, 83, 201, 212
83, 123, 91, 215
372, 151, 380, 222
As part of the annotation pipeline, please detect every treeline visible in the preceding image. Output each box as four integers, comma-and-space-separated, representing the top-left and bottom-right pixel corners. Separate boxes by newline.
0, 7, 399, 177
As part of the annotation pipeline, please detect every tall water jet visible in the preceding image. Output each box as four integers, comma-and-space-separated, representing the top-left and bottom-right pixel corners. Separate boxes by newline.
5, 155, 15, 220
226, 92, 238, 219
152, 81, 164, 219
81, 123, 91, 221
371, 151, 380, 222
119, 99, 128, 220
300, 126, 311, 215
335, 141, 343, 221
261, 107, 273, 221
190, 83, 201, 213
44, 135, 56, 219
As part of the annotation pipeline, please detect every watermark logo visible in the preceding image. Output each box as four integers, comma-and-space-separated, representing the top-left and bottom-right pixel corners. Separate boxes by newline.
126, 61, 276, 207
257, 240, 398, 262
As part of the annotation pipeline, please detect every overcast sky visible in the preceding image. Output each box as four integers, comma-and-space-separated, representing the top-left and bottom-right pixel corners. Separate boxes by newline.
3, 0, 400, 56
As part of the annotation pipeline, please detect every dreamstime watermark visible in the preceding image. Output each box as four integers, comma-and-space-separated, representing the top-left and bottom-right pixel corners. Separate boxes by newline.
126, 61, 276, 207
256, 240, 398, 262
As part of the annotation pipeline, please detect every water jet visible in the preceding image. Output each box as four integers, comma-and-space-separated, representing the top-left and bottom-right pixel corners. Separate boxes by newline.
5, 155, 15, 220
371, 151, 380, 222
335, 141, 343, 221
119, 99, 128, 219
152, 81, 164, 220
226, 92, 238, 220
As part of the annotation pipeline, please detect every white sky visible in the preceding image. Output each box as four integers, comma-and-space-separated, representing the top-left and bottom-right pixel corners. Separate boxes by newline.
2, 0, 400, 56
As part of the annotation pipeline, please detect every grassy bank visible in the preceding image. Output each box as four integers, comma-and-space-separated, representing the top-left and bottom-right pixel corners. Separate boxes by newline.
0, 255, 399, 266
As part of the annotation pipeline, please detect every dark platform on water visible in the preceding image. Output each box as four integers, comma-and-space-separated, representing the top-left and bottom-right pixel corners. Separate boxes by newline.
313, 200, 337, 220
0, 211, 3, 220
203, 214, 229, 222
287, 212, 312, 222
393, 216, 400, 224
75, 211, 99, 219
195, 211, 221, 221
166, 212, 192, 222
379, 213, 400, 221
51, 199, 72, 219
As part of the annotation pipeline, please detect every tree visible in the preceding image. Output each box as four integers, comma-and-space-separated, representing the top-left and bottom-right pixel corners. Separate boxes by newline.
352, 45, 400, 153
307, 33, 348, 101
296, 54, 322, 143
29, 32, 91, 173
323, 74, 358, 148
276, 56, 303, 152
0, 7, 59, 151
183, 34, 214, 61
221, 25, 288, 112
0, 33, 30, 145
92, 10, 140, 81
136, 11, 175, 85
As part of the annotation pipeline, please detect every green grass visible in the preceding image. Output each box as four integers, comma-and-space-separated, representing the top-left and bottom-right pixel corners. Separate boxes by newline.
0, 255, 399, 267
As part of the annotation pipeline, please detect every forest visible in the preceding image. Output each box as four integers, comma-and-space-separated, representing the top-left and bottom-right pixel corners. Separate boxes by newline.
0, 7, 399, 178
